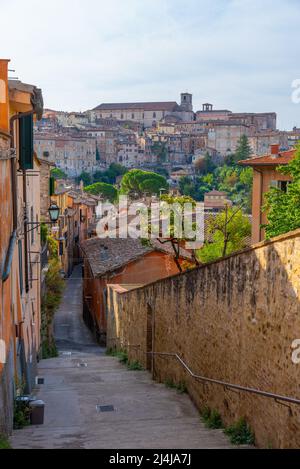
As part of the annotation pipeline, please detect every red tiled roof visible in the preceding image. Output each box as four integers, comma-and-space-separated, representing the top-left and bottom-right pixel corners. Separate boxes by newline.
239, 149, 296, 166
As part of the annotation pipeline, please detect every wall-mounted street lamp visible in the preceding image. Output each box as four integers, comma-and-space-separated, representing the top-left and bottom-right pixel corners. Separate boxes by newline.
25, 203, 60, 233
48, 203, 60, 223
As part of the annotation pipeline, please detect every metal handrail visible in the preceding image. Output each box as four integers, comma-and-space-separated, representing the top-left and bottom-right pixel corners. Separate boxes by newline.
148, 351, 300, 406
108, 339, 300, 405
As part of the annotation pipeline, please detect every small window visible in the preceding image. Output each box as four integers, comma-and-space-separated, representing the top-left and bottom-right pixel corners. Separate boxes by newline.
131, 113, 135, 119
153, 112, 156, 118
121, 114, 124, 119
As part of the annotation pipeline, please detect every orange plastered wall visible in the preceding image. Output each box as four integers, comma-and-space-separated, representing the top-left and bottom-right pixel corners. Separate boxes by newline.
0, 59, 9, 133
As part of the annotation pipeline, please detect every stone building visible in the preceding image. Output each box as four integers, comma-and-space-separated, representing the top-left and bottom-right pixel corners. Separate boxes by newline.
207, 121, 250, 156
90, 93, 194, 128
196, 103, 276, 131
248, 130, 289, 156
34, 133, 97, 177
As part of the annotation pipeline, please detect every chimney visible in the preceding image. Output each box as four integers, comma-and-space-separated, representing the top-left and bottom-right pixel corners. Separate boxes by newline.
270, 144, 280, 158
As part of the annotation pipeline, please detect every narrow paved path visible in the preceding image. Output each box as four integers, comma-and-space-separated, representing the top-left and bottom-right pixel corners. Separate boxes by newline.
11, 265, 233, 449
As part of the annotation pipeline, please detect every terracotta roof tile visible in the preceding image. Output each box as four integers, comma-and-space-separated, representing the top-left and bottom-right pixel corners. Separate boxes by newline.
239, 149, 295, 166
80, 237, 154, 277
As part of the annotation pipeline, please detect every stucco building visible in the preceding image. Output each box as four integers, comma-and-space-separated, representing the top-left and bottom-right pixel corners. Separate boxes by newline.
0, 59, 44, 434
81, 237, 193, 344
239, 144, 295, 243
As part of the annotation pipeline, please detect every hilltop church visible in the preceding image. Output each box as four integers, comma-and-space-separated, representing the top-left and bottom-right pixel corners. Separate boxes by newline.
90, 93, 194, 127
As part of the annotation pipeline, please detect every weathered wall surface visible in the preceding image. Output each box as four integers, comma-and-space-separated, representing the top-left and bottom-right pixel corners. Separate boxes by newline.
107, 229, 300, 448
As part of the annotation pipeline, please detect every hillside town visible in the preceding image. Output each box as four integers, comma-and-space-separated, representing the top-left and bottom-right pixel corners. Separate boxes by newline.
1, 49, 300, 453
34, 93, 299, 177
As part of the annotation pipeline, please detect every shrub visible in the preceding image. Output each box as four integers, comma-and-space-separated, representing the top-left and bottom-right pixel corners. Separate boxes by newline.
224, 417, 255, 445
0, 434, 11, 449
13, 399, 31, 430
201, 407, 223, 429
164, 379, 187, 394
41, 245, 65, 359
106, 348, 128, 364
127, 360, 144, 371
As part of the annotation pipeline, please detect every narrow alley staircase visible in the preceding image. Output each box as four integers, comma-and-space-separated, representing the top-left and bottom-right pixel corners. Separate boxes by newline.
10, 265, 234, 449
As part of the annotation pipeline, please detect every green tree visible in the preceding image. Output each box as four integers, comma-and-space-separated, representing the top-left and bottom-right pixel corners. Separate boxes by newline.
120, 169, 168, 198
234, 135, 252, 163
154, 194, 199, 272
198, 206, 251, 263
263, 144, 300, 238
84, 182, 118, 202
195, 152, 216, 175
76, 171, 92, 186
93, 163, 127, 184
51, 168, 67, 180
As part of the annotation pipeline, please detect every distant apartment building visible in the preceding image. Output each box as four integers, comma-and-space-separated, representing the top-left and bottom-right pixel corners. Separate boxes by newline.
204, 190, 233, 211
90, 93, 194, 128
248, 131, 289, 156
285, 127, 300, 148
34, 133, 97, 176
117, 136, 141, 168
207, 121, 250, 155
196, 103, 276, 131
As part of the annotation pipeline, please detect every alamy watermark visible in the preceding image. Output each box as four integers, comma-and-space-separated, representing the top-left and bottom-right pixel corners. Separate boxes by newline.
291, 79, 300, 103
95, 195, 205, 246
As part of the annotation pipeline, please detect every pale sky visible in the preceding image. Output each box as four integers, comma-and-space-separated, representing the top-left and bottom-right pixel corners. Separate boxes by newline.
1, 0, 299, 129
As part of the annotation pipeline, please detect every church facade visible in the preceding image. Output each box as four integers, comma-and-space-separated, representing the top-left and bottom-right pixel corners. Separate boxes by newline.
90, 93, 194, 128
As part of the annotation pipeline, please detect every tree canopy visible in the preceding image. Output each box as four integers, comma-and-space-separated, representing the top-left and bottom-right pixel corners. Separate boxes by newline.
93, 163, 127, 184
76, 171, 92, 186
197, 206, 251, 263
51, 168, 67, 180
120, 169, 168, 197
84, 182, 118, 202
263, 144, 300, 238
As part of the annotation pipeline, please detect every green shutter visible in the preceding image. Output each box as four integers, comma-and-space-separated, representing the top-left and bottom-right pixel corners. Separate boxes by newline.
19, 114, 33, 170
49, 176, 55, 196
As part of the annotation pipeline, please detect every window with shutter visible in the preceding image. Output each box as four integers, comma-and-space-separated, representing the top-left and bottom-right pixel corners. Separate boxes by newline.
19, 114, 33, 170
49, 176, 55, 196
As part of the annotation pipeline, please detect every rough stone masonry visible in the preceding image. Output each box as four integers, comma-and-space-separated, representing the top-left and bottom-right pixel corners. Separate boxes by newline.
107, 228, 300, 448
